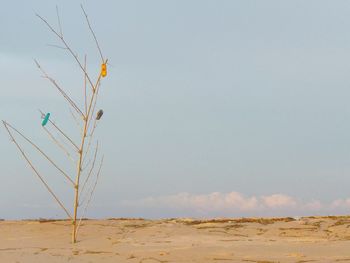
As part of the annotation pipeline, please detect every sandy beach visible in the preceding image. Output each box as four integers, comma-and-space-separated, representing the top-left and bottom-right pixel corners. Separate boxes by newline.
1, 216, 350, 262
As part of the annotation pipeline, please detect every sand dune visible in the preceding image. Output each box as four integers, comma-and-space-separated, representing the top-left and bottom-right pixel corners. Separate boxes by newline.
1, 216, 350, 262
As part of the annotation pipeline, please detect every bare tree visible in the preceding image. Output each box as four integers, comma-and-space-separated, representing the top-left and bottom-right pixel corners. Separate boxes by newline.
2, 5, 108, 243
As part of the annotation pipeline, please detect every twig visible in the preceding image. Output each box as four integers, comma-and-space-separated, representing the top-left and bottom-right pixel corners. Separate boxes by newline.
42, 126, 76, 165
3, 121, 72, 219
80, 141, 98, 198
81, 156, 92, 171
81, 5, 104, 62
90, 59, 107, 114
83, 119, 97, 162
86, 58, 107, 130
36, 13, 96, 92
84, 54, 87, 115
46, 44, 67, 50
76, 155, 104, 235
35, 60, 84, 117
56, 5, 63, 37
88, 83, 100, 129
81, 60, 105, 163
51, 121, 80, 152
69, 107, 81, 127
83, 62, 107, 159
89, 118, 99, 138
39, 109, 80, 152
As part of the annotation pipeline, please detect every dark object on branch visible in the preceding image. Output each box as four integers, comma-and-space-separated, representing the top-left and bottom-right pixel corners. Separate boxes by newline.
96, 109, 103, 120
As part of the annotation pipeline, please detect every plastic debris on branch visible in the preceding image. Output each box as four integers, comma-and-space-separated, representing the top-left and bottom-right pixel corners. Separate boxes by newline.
96, 109, 103, 120
42, 113, 51, 126
101, 63, 107, 77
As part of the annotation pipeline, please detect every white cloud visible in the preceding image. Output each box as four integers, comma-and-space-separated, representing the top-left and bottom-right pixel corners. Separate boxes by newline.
121, 191, 350, 217
303, 200, 323, 211
122, 191, 298, 216
331, 198, 350, 209
261, 194, 297, 208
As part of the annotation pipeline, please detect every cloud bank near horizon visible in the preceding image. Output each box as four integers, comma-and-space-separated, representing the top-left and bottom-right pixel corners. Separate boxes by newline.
121, 191, 350, 218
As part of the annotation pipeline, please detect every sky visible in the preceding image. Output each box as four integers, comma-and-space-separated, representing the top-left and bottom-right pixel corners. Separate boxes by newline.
1, 0, 350, 219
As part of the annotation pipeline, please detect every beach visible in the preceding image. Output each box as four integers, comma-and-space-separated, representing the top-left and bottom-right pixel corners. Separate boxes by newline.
1, 216, 350, 262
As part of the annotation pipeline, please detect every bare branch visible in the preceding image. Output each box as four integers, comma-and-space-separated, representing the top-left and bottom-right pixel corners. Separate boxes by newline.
84, 55, 87, 115
81, 5, 104, 62
69, 107, 81, 128
42, 126, 76, 165
76, 155, 104, 235
51, 121, 80, 152
56, 5, 63, 37
39, 109, 80, 152
83, 119, 97, 162
92, 59, 107, 109
86, 58, 108, 131
80, 141, 98, 197
82, 156, 92, 171
35, 60, 84, 117
4, 122, 74, 186
3, 120, 72, 219
46, 44, 67, 50
88, 83, 101, 127
81, 58, 107, 165
36, 13, 96, 92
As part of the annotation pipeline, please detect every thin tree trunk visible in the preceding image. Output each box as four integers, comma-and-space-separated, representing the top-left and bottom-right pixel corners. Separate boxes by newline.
72, 116, 88, 243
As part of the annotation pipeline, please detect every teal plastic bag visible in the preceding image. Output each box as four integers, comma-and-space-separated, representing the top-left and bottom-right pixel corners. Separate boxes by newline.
42, 113, 50, 126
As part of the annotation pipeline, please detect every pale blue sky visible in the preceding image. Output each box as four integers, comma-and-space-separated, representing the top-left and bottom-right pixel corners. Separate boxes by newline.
1, 1, 350, 219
